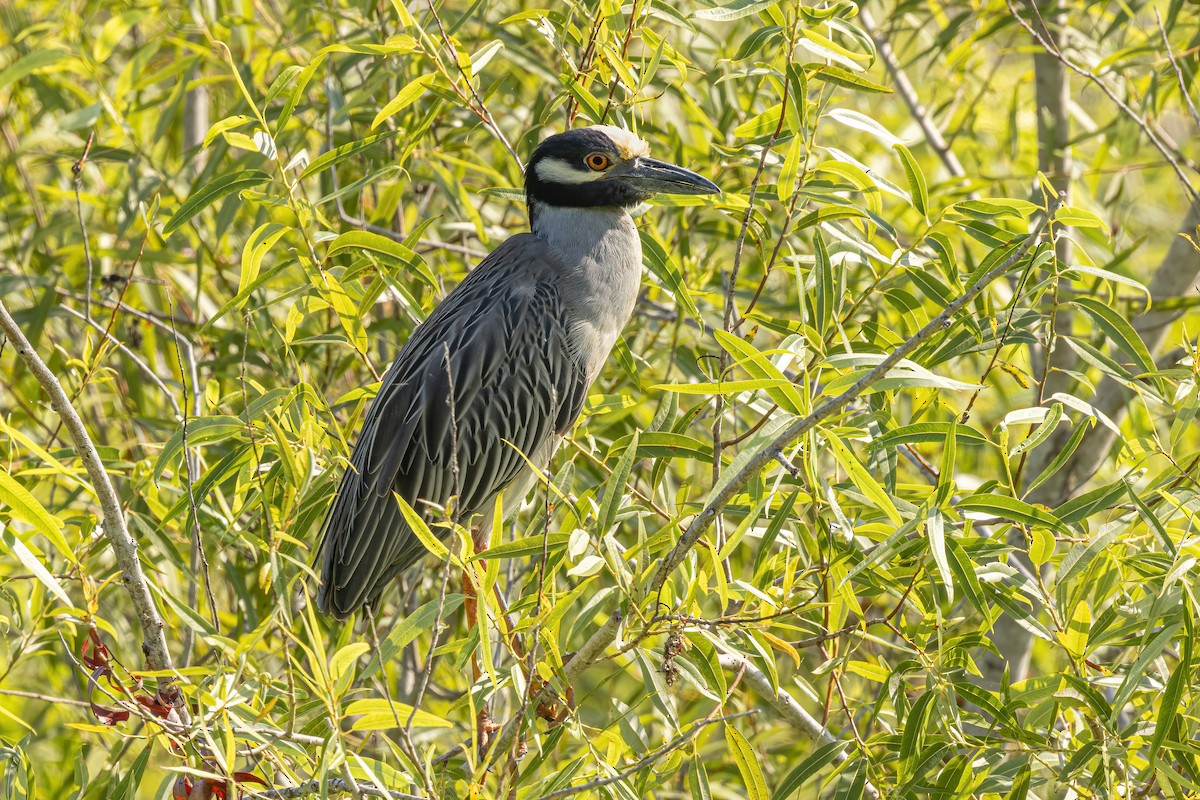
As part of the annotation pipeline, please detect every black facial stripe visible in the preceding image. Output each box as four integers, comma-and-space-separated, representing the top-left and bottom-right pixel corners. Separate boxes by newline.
526, 177, 649, 209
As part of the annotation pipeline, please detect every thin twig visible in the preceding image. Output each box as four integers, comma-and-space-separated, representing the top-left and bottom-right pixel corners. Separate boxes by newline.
73, 130, 96, 323
167, 293, 220, 632
1006, 0, 1198, 204
1154, 9, 1200, 130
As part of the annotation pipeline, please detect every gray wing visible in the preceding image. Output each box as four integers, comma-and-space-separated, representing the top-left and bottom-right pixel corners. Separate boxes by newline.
316, 234, 590, 619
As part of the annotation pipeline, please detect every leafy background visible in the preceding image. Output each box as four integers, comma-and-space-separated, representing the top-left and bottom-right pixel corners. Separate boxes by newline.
1, 0, 1199, 798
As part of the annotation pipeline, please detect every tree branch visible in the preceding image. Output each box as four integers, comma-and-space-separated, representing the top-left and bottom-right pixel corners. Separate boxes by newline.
0, 299, 185, 715
859, 7, 967, 181
650, 206, 1058, 597
717, 653, 880, 800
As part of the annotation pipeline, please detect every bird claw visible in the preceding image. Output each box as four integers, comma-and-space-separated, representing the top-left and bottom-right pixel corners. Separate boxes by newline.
477, 707, 501, 756
531, 650, 576, 727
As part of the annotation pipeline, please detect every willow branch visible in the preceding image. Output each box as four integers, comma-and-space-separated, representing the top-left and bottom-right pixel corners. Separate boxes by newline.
258, 779, 426, 799
651, 204, 1059, 596
859, 8, 966, 181
483, 609, 623, 768
718, 653, 880, 800
0, 299, 184, 714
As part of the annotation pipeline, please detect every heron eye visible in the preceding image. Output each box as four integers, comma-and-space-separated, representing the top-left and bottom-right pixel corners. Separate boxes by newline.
585, 153, 611, 171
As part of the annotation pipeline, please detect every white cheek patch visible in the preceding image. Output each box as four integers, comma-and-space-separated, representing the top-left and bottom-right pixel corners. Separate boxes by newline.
535, 156, 608, 184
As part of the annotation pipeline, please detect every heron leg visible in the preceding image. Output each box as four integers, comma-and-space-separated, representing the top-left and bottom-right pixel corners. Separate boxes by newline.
462, 557, 499, 753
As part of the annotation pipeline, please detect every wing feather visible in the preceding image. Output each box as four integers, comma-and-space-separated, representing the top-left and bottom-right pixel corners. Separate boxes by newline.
316, 234, 589, 618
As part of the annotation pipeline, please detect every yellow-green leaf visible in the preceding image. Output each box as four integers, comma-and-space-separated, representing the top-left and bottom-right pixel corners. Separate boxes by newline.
0, 469, 75, 563
824, 431, 903, 525
372, 74, 436, 129
724, 725, 768, 800
163, 171, 271, 236
344, 698, 453, 729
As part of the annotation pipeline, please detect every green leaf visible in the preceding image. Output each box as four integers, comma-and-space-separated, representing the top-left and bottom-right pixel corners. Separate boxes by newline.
825, 431, 903, 525
239, 223, 290, 299
956, 493, 1069, 535
650, 378, 794, 395
1149, 610, 1191, 759
793, 206, 868, 231
812, 230, 835, 334
771, 740, 847, 800
93, 10, 149, 62
372, 74, 436, 129
724, 725, 768, 800
898, 691, 936, 781
1023, 418, 1090, 495
344, 698, 454, 729
394, 493, 454, 562
870, 422, 991, 450
202, 115, 255, 150
714, 330, 806, 415
1108, 622, 1182, 722
1007, 403, 1063, 457
1055, 520, 1124, 587
162, 170, 271, 236
693, 0, 782, 22
325, 229, 418, 264
329, 642, 371, 683
1029, 526, 1055, 567
641, 232, 701, 322
1059, 601, 1090, 662
155, 416, 246, 482
0, 469, 74, 563
597, 430, 638, 534
0, 528, 73, 607
925, 507, 952, 603
893, 143, 928, 218
1054, 205, 1108, 231
468, 533, 571, 561
301, 129, 405, 180
0, 49, 68, 91
1005, 764, 1031, 800
1071, 297, 1156, 375
810, 64, 891, 94
360, 594, 465, 680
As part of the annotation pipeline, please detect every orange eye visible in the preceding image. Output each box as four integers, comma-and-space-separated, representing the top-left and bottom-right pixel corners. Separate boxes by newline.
585, 153, 610, 171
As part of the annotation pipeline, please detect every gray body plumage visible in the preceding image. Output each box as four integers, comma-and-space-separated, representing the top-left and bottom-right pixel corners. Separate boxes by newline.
316, 126, 717, 620
317, 212, 642, 618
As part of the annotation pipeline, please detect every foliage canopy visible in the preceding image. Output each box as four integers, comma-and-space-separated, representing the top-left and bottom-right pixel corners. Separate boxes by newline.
1, 0, 1199, 798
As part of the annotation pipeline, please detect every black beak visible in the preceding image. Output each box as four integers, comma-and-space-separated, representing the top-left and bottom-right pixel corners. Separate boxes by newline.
617, 157, 720, 196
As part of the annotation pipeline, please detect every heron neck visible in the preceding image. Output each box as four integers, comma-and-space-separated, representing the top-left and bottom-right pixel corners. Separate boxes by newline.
529, 203, 644, 374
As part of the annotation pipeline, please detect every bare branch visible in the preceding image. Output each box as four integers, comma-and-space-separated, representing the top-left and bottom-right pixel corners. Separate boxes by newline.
717, 652, 880, 800
256, 778, 426, 799
859, 8, 967, 181
0, 298, 186, 717
1006, 0, 1198, 204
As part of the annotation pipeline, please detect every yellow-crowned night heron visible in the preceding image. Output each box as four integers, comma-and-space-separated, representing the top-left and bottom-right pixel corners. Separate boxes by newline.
316, 126, 718, 619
